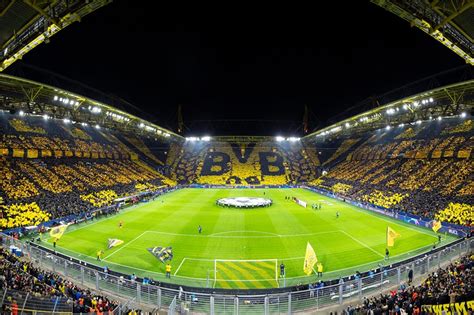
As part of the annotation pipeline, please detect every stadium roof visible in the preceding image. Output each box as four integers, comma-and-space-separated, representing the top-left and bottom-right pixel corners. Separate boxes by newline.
1, 73, 472, 144
0, 73, 182, 141
0, 0, 111, 71
371, 0, 474, 65
303, 79, 474, 142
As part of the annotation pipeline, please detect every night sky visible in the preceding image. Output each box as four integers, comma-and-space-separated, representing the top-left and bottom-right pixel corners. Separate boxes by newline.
7, 1, 465, 136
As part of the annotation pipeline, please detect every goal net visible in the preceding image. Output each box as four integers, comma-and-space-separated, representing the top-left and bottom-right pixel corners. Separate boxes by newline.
214, 259, 278, 289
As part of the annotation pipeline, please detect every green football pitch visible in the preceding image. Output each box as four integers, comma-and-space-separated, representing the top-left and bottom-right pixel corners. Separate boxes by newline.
44, 188, 456, 289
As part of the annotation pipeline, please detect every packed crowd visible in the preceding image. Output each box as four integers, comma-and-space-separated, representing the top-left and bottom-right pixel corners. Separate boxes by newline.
0, 246, 121, 314
175, 141, 314, 185
0, 157, 172, 229
312, 156, 472, 224
310, 119, 473, 225
435, 203, 473, 226
343, 252, 473, 314
361, 190, 408, 209
80, 190, 118, 208
0, 202, 50, 229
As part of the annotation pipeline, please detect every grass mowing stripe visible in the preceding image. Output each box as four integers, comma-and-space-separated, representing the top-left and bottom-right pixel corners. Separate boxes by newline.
216, 264, 248, 289
225, 262, 261, 282
44, 188, 457, 289
240, 262, 274, 280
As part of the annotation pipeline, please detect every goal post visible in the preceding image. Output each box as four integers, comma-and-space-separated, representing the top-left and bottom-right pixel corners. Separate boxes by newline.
214, 259, 279, 288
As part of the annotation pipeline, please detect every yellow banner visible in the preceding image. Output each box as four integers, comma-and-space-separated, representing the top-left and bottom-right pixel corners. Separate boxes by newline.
49, 224, 68, 240
12, 148, 24, 157
27, 149, 38, 158
443, 150, 454, 158
41, 150, 52, 157
431, 150, 442, 158
387, 226, 400, 247
421, 300, 474, 314
457, 149, 471, 158
303, 242, 318, 275
432, 220, 442, 233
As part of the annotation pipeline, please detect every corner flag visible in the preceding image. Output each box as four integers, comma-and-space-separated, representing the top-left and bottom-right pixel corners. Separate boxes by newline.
386, 226, 400, 247
303, 242, 318, 275
49, 224, 68, 240
432, 220, 442, 233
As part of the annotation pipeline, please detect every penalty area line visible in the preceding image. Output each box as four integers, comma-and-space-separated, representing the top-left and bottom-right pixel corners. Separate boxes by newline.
339, 230, 384, 258
174, 258, 187, 276
103, 231, 147, 260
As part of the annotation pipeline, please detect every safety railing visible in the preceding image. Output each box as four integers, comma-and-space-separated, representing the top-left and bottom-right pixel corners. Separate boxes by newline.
1, 233, 472, 314
0, 288, 72, 314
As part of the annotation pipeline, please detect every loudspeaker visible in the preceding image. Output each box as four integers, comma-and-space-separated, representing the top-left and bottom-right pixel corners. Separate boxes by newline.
9, 109, 16, 115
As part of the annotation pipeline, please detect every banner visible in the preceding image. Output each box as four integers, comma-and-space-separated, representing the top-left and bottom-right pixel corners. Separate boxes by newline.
108, 238, 124, 249
12, 148, 24, 158
386, 226, 400, 247
41, 150, 52, 157
421, 300, 474, 314
432, 220, 442, 233
27, 149, 38, 158
293, 197, 307, 208
147, 246, 173, 263
303, 242, 317, 275
49, 224, 68, 240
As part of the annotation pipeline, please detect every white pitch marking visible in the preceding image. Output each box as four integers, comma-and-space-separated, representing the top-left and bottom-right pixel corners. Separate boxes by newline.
145, 230, 340, 239
103, 231, 147, 260
339, 230, 385, 258
209, 230, 280, 237
174, 258, 187, 275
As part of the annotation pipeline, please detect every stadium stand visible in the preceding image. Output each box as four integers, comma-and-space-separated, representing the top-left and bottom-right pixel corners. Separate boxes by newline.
0, 113, 176, 229
0, 245, 129, 314
308, 117, 474, 226
343, 252, 473, 314
172, 138, 316, 185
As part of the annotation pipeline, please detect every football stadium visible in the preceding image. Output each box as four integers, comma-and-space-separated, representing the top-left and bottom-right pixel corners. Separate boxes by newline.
0, 1, 473, 314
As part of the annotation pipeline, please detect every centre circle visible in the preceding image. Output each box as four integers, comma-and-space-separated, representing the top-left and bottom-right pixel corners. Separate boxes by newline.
217, 197, 272, 208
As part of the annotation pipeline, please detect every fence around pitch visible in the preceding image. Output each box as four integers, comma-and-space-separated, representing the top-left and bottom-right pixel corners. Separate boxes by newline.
1, 233, 472, 314
0, 288, 72, 314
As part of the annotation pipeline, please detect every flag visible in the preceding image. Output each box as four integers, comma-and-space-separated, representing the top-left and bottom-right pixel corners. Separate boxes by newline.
432, 220, 442, 233
303, 242, 318, 275
386, 226, 400, 247
108, 239, 124, 249
147, 246, 173, 263
49, 224, 68, 240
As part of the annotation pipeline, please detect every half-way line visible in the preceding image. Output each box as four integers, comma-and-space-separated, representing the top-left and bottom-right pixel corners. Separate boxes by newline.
144, 230, 340, 239
209, 230, 280, 237
339, 230, 384, 258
